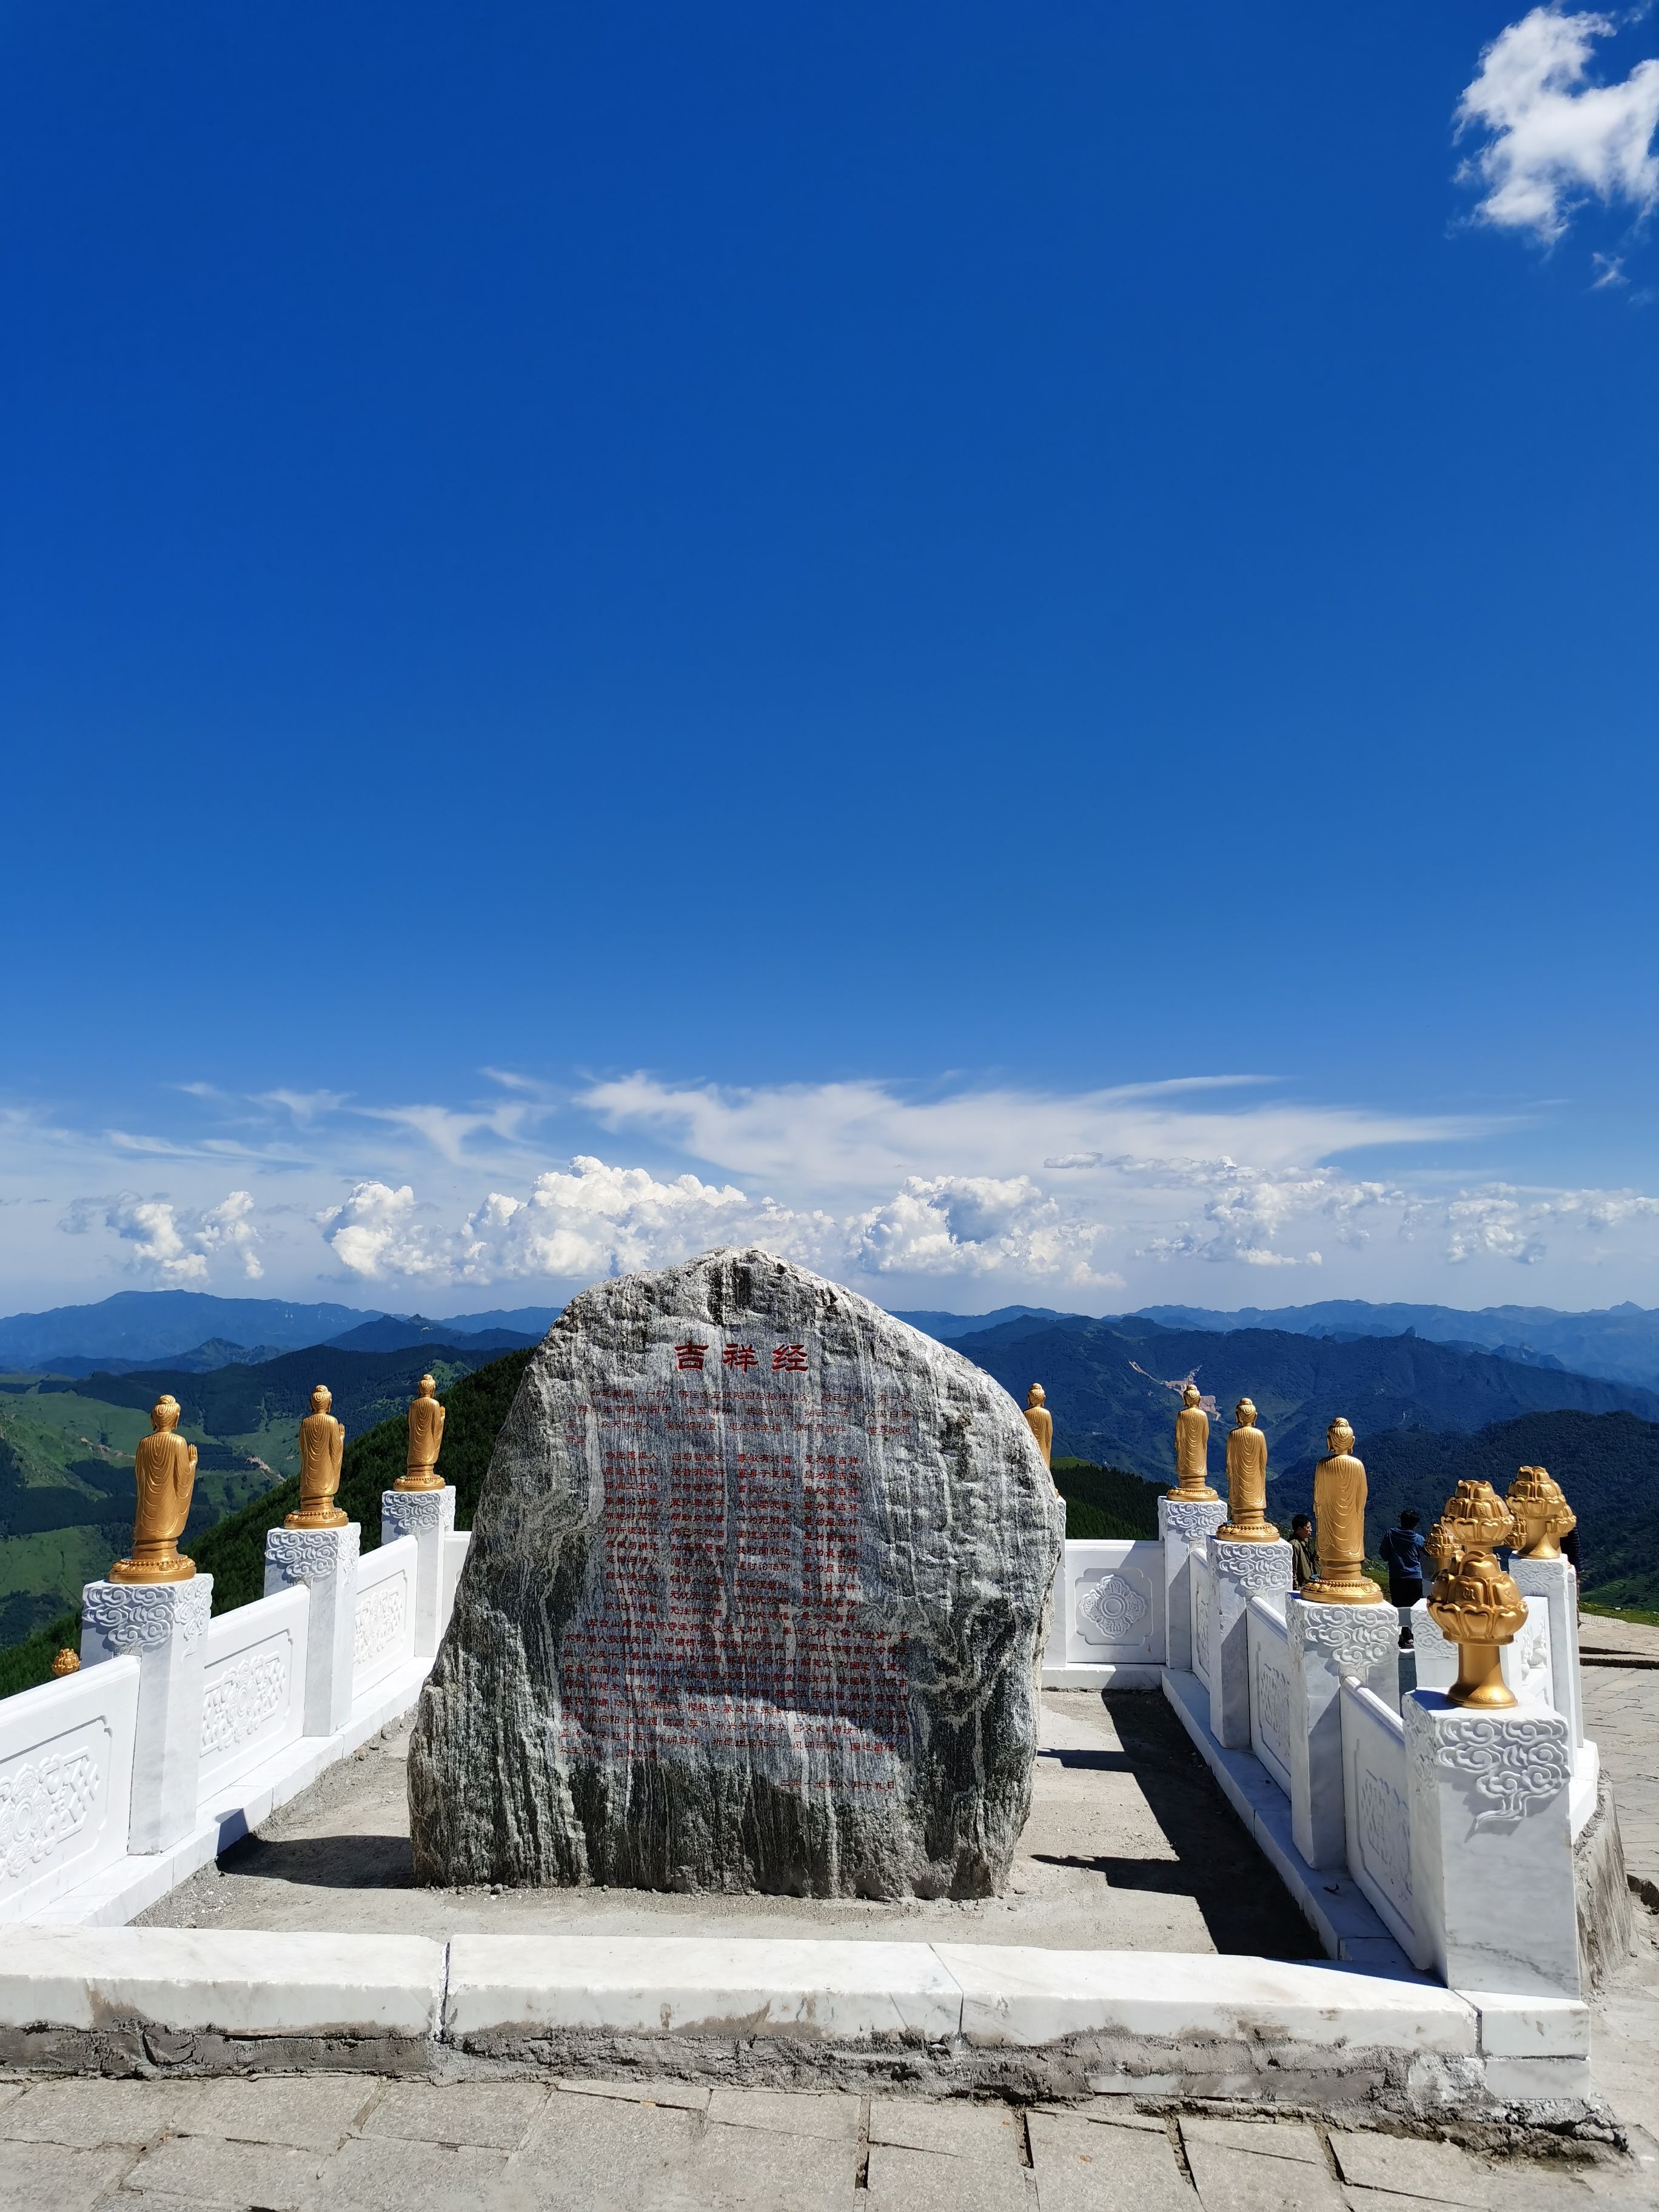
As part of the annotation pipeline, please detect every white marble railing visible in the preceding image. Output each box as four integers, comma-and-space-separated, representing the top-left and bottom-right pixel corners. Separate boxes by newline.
352, 1535, 418, 1696
197, 1584, 309, 1803
1044, 1523, 1592, 2008
0, 1495, 471, 1929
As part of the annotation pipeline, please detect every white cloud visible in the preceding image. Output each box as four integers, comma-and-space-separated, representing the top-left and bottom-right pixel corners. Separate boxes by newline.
1456, 8, 1659, 243
59, 1188, 264, 1284
319, 1159, 773, 1285
849, 1175, 1119, 1285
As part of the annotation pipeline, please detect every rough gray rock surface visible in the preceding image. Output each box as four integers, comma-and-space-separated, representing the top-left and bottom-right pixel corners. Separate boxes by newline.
408, 1248, 1064, 1899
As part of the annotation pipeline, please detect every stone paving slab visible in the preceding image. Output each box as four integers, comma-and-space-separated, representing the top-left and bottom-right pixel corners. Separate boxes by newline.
135, 1695, 1318, 1962
2, 2077, 1654, 2210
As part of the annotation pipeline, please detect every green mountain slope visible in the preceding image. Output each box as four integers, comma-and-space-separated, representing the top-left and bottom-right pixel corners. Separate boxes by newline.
0, 1350, 534, 1696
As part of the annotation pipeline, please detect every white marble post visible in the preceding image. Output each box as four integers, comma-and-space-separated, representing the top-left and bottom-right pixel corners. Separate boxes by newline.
264, 1524, 360, 1735
383, 1486, 457, 1657
1284, 1598, 1398, 1871
1403, 1690, 1580, 1997
1158, 1495, 1227, 1674
1410, 1597, 1455, 1692
1511, 1556, 1582, 1749
79, 1577, 213, 1854
1208, 1540, 1294, 1749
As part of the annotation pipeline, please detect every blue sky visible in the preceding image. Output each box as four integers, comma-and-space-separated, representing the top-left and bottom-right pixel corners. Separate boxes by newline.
3, 2, 1658, 1316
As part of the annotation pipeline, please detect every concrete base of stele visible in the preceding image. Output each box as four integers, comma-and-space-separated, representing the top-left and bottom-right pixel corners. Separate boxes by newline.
0, 1926, 1609, 2134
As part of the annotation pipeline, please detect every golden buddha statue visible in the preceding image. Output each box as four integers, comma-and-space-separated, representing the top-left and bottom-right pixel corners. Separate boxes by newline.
1426, 1480, 1527, 1707
1170, 1382, 1217, 1501
109, 1395, 198, 1583
1219, 1396, 1278, 1542
286, 1384, 347, 1530
396, 1373, 448, 1492
1506, 1466, 1577, 1561
1302, 1418, 1382, 1604
1022, 1383, 1053, 1471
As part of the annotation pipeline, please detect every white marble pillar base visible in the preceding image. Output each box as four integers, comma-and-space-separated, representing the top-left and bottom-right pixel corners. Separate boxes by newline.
79, 1576, 213, 1854
1403, 1689, 1579, 1998
1208, 1540, 1293, 1749
382, 1486, 458, 1657
1512, 1555, 1583, 1749
264, 1523, 361, 1735
1284, 1597, 1398, 1872
1158, 1495, 1227, 1674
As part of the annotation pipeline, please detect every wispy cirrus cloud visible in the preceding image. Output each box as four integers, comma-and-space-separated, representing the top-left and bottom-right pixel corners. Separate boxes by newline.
1456, 7, 1659, 244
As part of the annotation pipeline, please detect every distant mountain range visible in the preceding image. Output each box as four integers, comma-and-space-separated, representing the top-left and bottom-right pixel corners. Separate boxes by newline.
1131, 1298, 1659, 1392
890, 1305, 1079, 1340
0, 1290, 561, 1374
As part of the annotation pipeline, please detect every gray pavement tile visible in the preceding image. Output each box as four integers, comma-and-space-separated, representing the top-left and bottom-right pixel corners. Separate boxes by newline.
0, 2089, 22, 2119
1179, 2136, 1344, 2212
866, 2097, 1025, 2159
304, 2134, 509, 2212
704, 2089, 860, 2142
0, 2140, 139, 2212
1328, 2132, 1492, 2207
505, 2093, 697, 2207
1179, 2116, 1324, 2167
665, 2122, 859, 2207
865, 2142, 1036, 2211
1028, 2110, 1195, 2210
359, 2080, 549, 2149
121, 2134, 326, 2210
553, 2075, 710, 2112
174, 2076, 378, 2153
0, 2082, 205, 2151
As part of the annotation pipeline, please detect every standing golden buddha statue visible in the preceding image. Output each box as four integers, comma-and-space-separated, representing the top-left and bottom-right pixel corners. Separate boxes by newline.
109, 1395, 198, 1583
1022, 1383, 1053, 1472
396, 1373, 448, 1493
1218, 1396, 1278, 1542
1169, 1382, 1218, 1502
286, 1384, 347, 1530
1303, 1417, 1383, 1604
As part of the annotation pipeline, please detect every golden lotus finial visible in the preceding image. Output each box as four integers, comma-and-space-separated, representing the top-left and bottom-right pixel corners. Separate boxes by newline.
396, 1373, 449, 1493
50, 1647, 81, 1677
109, 1394, 198, 1584
286, 1382, 349, 1530
1506, 1466, 1576, 1561
1426, 1480, 1527, 1708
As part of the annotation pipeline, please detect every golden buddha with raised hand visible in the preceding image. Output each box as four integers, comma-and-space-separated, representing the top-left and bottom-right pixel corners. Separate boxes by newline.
397, 1373, 447, 1493
287, 1383, 348, 1529
110, 1394, 198, 1583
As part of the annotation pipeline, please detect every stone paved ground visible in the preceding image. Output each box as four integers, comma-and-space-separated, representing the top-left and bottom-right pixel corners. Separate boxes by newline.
0, 2071, 1653, 2212
139, 1692, 1318, 1959
1580, 1618, 1659, 1903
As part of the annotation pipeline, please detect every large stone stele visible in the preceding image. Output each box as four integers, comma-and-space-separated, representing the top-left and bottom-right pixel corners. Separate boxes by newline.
407, 1247, 1064, 1899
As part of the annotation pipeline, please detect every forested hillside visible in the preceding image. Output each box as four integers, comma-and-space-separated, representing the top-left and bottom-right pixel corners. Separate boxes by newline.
0, 1350, 534, 1697
950, 1314, 1659, 1481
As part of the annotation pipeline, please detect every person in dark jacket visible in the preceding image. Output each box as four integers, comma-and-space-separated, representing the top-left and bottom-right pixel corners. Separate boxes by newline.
1290, 1513, 1318, 1591
1378, 1509, 1427, 1647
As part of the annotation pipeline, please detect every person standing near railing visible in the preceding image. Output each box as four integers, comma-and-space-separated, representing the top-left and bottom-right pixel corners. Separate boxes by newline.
1379, 1508, 1427, 1649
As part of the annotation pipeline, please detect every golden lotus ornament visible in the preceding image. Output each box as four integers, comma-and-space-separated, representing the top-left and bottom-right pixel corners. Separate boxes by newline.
1505, 1465, 1576, 1561
1425, 1479, 1527, 1709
